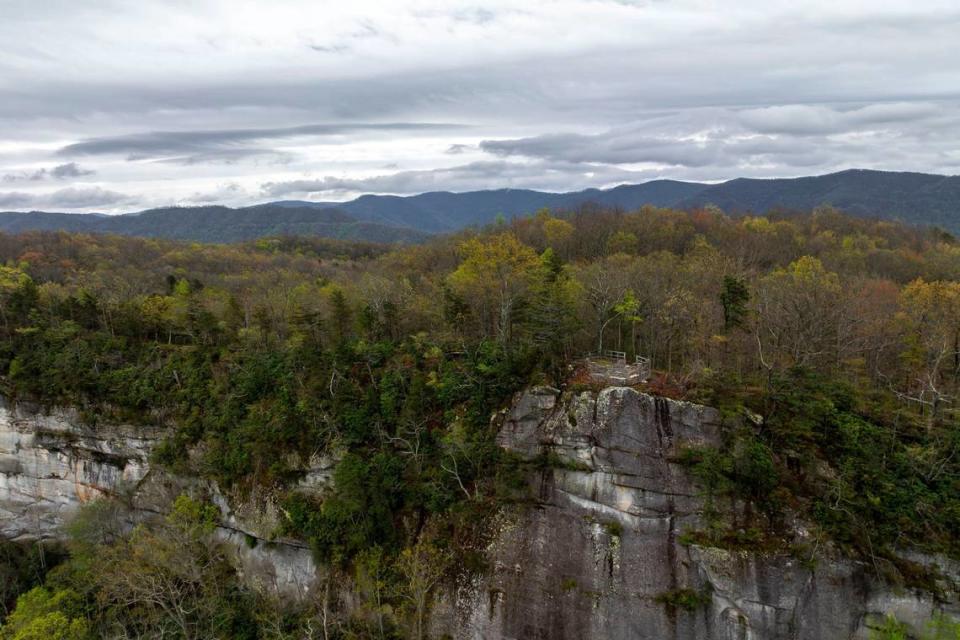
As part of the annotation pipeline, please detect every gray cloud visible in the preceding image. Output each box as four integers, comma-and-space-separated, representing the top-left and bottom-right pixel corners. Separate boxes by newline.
0, 192, 33, 208
152, 149, 297, 166
59, 122, 465, 159
737, 103, 947, 136
2, 162, 96, 183
480, 130, 819, 168
261, 160, 653, 197
450, 8, 497, 25
50, 162, 96, 179
0, 186, 131, 210
310, 44, 351, 54
0, 1, 958, 212
308, 18, 395, 55
480, 132, 718, 166
180, 182, 246, 204
478, 102, 960, 174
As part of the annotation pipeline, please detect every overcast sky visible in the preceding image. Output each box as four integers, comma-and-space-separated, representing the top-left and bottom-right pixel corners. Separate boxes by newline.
1, 0, 959, 212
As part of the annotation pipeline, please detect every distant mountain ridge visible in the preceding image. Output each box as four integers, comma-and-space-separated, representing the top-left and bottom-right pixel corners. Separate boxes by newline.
0, 205, 430, 244
678, 169, 960, 231
1, 169, 959, 243
273, 179, 708, 232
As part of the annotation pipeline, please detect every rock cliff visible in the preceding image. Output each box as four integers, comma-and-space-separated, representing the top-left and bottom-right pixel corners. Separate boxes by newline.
2, 388, 958, 638
0, 398, 320, 597
432, 386, 960, 640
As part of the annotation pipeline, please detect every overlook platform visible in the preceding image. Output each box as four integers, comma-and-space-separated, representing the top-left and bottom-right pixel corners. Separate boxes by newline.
584, 351, 651, 385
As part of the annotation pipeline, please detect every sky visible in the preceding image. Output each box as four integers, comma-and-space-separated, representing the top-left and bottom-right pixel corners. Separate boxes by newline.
1, 0, 959, 213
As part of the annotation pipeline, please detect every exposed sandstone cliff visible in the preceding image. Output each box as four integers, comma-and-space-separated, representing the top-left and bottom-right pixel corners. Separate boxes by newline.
0, 398, 321, 597
432, 386, 960, 640
3, 389, 958, 638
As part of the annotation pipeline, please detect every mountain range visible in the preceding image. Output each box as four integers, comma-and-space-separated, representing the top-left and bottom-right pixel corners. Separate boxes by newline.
2, 169, 959, 243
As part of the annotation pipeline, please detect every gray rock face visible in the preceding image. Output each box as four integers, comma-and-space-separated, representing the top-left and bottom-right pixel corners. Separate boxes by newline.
4, 388, 959, 636
435, 386, 959, 640
0, 399, 320, 598
0, 400, 157, 541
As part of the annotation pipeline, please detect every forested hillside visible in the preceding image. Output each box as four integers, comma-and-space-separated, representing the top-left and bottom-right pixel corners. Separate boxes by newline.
2, 204, 960, 637
0, 205, 429, 244
680, 169, 960, 231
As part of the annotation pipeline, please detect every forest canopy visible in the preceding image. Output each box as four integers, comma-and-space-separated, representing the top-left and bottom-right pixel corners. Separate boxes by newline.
2, 203, 960, 637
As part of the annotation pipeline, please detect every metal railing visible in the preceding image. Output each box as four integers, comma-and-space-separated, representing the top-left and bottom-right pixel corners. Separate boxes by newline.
584, 352, 651, 384
634, 355, 651, 381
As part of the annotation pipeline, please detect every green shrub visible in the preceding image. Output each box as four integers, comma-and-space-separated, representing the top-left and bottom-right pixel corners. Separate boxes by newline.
654, 587, 711, 612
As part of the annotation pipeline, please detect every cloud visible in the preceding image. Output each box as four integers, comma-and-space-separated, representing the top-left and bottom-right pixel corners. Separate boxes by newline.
477, 101, 960, 175
0, 193, 33, 208
2, 162, 96, 183
479, 129, 798, 168
480, 132, 722, 166
50, 162, 96, 179
1, 1, 960, 206
261, 160, 654, 197
58, 122, 466, 160
310, 44, 351, 54
152, 149, 297, 166
308, 17, 395, 54
737, 102, 945, 136
179, 182, 246, 204
0, 186, 131, 210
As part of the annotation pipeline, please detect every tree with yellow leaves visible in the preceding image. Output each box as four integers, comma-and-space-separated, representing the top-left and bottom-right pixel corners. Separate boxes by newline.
755, 256, 842, 369
897, 278, 960, 418
447, 233, 541, 344
542, 217, 575, 259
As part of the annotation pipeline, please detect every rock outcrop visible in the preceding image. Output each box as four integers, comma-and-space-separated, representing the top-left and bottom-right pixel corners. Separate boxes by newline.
433, 386, 960, 640
3, 388, 959, 638
0, 398, 320, 597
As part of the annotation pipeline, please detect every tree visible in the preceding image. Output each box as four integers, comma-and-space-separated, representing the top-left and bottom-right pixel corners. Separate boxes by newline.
327, 286, 353, 344
720, 276, 750, 331
0, 541, 50, 619
394, 542, 450, 640
0, 587, 89, 640
542, 217, 574, 259
601, 289, 641, 354
0, 266, 35, 330
447, 233, 541, 344
90, 494, 251, 640
354, 546, 394, 639
754, 256, 842, 370
606, 230, 639, 255
897, 278, 960, 419
526, 248, 582, 377
577, 253, 636, 354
